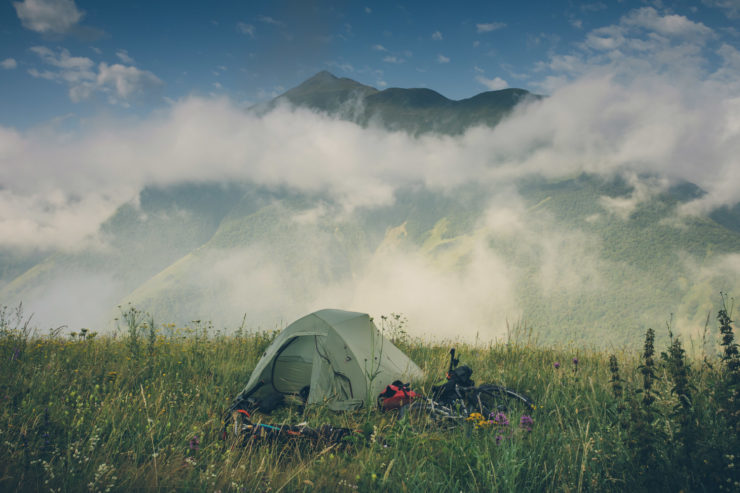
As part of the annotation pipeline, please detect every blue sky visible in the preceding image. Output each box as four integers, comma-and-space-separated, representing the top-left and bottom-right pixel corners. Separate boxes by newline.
2, 0, 740, 129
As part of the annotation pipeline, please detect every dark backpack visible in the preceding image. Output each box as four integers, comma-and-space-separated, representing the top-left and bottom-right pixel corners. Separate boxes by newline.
448, 365, 474, 387
431, 365, 475, 405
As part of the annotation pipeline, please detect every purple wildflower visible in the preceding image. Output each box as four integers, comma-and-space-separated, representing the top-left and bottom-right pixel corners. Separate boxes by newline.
491, 412, 509, 426
554, 362, 560, 369
572, 357, 579, 365
520, 415, 534, 432
189, 436, 200, 451
495, 435, 503, 445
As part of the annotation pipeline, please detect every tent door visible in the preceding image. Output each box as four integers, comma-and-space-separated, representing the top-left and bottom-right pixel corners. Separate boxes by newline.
271, 336, 315, 394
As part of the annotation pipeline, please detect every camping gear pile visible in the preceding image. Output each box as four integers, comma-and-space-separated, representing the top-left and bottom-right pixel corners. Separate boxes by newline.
225, 309, 423, 441
230, 309, 423, 413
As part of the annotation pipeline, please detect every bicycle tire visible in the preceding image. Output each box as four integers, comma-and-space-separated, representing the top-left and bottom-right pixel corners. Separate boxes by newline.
470, 386, 535, 419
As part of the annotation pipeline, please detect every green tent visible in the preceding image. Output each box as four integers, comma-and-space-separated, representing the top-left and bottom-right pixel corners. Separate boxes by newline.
234, 309, 424, 411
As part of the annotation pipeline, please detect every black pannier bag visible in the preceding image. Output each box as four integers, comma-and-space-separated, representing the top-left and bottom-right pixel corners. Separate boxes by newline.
431, 365, 475, 405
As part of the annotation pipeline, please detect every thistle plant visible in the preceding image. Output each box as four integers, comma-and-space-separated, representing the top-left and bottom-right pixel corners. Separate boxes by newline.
608, 354, 625, 414
717, 298, 740, 487
628, 328, 665, 487
640, 328, 656, 408
662, 335, 696, 480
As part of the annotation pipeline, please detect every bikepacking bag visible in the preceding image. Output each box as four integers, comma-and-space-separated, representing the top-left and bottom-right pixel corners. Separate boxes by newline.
432, 365, 475, 404
377, 380, 418, 410
448, 365, 474, 387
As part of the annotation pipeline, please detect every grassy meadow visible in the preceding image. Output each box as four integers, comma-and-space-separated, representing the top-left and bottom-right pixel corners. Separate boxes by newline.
1, 305, 739, 492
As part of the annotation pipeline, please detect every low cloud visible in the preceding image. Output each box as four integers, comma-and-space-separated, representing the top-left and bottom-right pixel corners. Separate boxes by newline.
2, 66, 740, 247
1, 58, 18, 69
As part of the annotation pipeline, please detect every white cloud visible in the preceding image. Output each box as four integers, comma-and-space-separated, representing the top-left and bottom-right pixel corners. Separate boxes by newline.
237, 22, 255, 38
476, 75, 508, 90
703, 0, 740, 19
432, 30, 443, 40
258, 15, 285, 27
116, 49, 135, 65
437, 54, 450, 63
28, 46, 162, 105
476, 22, 506, 33
533, 6, 726, 94
383, 56, 404, 64
622, 7, 713, 39
1, 58, 17, 69
97, 63, 163, 101
372, 44, 387, 51
14, 0, 83, 34
2, 66, 737, 248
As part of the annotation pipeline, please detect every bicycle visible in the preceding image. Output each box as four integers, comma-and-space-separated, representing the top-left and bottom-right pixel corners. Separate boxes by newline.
400, 348, 535, 430
227, 407, 362, 446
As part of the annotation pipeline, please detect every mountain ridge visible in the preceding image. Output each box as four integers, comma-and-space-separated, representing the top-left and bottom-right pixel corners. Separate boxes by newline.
269, 71, 540, 134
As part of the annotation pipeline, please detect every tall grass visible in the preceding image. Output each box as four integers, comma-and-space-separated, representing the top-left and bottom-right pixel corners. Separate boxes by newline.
1, 305, 739, 492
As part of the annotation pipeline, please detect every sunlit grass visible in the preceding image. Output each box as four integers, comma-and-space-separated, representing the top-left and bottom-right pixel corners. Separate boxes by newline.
1, 305, 738, 492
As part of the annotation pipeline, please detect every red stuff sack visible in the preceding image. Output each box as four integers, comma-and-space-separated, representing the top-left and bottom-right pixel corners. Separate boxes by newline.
377, 380, 418, 410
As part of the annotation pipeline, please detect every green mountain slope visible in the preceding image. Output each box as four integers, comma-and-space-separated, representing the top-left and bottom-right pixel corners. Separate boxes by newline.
2, 73, 740, 345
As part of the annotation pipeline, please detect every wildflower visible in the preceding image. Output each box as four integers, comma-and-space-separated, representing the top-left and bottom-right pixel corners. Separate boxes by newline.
491, 412, 509, 427
572, 357, 579, 365
520, 415, 534, 432
189, 436, 200, 451
495, 435, 503, 445
554, 362, 560, 369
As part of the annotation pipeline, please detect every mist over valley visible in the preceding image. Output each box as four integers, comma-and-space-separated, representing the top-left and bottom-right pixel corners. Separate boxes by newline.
2, 70, 740, 345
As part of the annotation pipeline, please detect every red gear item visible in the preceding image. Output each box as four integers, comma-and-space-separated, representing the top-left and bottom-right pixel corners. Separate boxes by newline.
378, 381, 418, 410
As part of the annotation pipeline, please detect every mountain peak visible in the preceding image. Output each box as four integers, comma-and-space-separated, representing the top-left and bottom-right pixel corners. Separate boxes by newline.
307, 70, 338, 83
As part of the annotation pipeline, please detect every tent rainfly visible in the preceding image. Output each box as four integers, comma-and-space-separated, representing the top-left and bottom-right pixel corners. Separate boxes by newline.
233, 309, 424, 411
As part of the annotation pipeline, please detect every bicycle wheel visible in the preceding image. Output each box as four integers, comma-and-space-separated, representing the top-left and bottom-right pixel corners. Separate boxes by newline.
470, 386, 534, 420
400, 400, 463, 431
